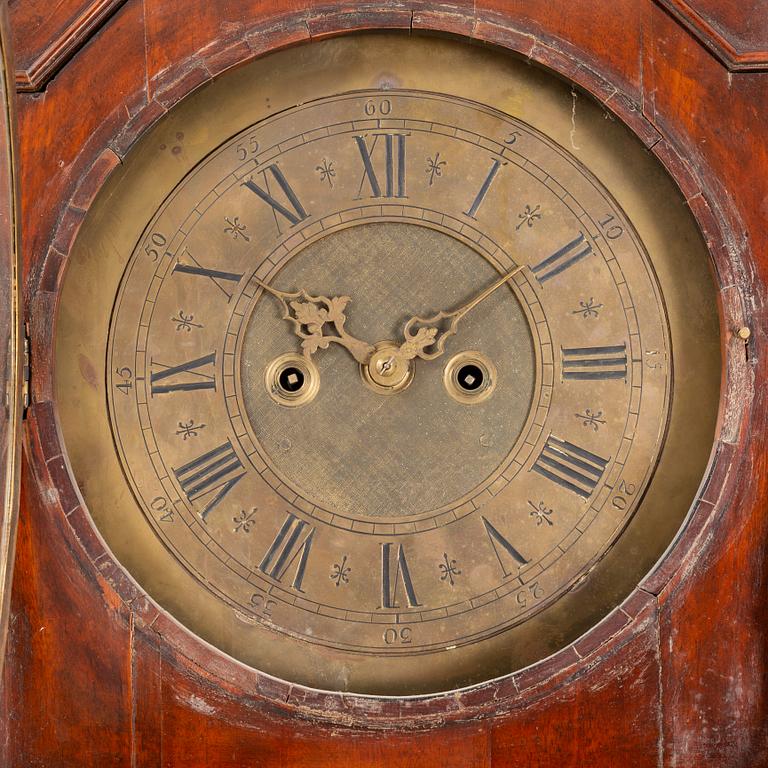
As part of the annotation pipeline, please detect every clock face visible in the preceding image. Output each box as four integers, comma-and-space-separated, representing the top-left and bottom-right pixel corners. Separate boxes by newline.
55, 36, 719, 694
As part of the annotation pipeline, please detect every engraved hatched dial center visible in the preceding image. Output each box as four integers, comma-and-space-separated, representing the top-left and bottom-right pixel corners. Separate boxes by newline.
238, 223, 536, 521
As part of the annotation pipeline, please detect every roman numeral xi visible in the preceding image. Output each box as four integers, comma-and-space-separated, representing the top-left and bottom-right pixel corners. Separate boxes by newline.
242, 163, 309, 229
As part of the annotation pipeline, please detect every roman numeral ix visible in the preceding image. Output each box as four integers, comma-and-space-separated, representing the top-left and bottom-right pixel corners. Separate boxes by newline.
531, 435, 609, 499
173, 439, 245, 521
561, 343, 628, 381
150, 352, 216, 395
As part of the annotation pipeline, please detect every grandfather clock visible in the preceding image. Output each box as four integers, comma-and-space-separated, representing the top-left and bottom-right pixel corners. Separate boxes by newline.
1, 1, 767, 765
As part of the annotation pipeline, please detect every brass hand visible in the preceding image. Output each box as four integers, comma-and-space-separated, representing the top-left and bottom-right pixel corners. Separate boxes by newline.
254, 278, 375, 364
397, 264, 525, 361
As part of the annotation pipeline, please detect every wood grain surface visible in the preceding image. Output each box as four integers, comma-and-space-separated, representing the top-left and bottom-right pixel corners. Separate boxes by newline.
2, 2, 766, 766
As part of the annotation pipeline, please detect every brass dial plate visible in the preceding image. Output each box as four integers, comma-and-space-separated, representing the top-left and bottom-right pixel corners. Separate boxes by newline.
55, 35, 719, 695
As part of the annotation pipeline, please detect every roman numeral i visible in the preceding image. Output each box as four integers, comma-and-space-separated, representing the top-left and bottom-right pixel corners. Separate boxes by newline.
150, 352, 216, 395
173, 250, 243, 301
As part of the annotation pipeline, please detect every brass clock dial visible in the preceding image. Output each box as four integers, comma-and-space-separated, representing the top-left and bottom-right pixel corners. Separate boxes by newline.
55, 36, 719, 694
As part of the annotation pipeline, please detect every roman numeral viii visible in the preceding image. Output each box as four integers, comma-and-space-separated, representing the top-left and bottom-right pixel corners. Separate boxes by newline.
354, 133, 408, 199
531, 435, 609, 498
258, 512, 315, 593
380, 543, 420, 609
561, 344, 628, 381
531, 232, 593, 283
173, 439, 245, 521
242, 164, 309, 229
150, 352, 216, 395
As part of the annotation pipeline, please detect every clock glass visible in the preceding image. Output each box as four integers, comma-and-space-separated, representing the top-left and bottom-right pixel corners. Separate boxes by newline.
55, 35, 719, 694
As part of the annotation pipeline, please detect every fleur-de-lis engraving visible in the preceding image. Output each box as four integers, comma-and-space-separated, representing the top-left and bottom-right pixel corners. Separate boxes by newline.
572, 298, 603, 319
575, 409, 606, 431
528, 500, 554, 527
316, 158, 336, 187
516, 203, 542, 230
172, 310, 202, 332
233, 508, 257, 534
425, 153, 446, 186
176, 419, 206, 440
330, 555, 351, 587
438, 553, 461, 586
224, 216, 250, 241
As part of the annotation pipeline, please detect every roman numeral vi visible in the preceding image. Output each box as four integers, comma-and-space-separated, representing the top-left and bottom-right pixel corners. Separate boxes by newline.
380, 542, 420, 609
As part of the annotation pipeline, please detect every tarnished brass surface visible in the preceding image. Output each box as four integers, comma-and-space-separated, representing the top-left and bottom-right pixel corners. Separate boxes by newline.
55, 35, 720, 694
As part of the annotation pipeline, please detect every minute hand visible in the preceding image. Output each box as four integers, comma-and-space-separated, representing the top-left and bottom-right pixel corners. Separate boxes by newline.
398, 264, 525, 362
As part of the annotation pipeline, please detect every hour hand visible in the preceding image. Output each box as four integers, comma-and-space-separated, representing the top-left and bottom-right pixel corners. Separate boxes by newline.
254, 278, 375, 364
397, 265, 525, 362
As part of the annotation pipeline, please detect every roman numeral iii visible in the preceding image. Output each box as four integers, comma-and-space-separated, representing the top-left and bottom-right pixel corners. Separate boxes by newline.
531, 435, 609, 498
173, 440, 245, 521
561, 343, 628, 381
354, 133, 408, 199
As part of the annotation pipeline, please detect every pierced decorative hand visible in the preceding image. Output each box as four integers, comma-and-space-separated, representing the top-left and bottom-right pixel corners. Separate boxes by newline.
397, 264, 525, 361
254, 278, 375, 364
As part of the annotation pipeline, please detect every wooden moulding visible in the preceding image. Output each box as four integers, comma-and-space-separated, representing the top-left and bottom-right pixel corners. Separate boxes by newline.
18, 0, 757, 732
12, 0, 129, 92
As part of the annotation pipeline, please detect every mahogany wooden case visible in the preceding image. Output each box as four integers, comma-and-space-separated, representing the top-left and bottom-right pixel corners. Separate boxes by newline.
2, 1, 767, 766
